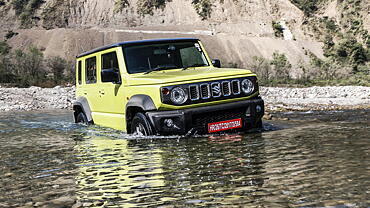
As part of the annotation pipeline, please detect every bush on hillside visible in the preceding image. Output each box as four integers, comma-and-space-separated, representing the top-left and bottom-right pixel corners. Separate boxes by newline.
11, 0, 44, 27
192, 0, 213, 20
114, 0, 130, 12
272, 21, 284, 38
290, 0, 319, 16
137, 0, 169, 16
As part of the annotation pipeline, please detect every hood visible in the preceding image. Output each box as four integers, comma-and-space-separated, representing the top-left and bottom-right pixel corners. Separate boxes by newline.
126, 67, 254, 86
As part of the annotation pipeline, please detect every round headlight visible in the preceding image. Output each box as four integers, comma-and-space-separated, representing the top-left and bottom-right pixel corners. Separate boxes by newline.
170, 87, 188, 105
241, 79, 254, 95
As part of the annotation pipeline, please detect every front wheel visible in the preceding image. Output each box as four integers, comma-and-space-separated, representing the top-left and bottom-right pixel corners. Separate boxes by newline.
130, 112, 154, 136
255, 119, 263, 129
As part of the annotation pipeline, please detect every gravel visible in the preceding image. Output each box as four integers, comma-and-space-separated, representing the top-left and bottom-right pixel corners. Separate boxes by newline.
0, 86, 75, 112
260, 86, 370, 111
0, 86, 369, 112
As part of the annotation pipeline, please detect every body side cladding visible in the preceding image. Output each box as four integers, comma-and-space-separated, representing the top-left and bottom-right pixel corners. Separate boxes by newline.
73, 97, 94, 123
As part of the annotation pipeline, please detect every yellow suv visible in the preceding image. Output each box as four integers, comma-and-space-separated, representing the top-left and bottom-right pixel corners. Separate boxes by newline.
73, 38, 264, 135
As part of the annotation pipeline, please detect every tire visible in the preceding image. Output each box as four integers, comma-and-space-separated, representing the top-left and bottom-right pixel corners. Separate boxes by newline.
255, 119, 263, 129
76, 111, 88, 124
130, 112, 154, 136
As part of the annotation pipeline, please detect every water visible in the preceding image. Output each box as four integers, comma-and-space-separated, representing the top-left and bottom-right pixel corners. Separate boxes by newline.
0, 110, 369, 207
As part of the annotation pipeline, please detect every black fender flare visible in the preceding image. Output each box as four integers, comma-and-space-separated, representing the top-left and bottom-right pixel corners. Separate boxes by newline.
126, 94, 157, 112
125, 95, 157, 130
73, 96, 93, 123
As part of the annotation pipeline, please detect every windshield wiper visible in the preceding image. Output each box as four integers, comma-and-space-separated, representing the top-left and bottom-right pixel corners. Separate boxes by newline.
182, 63, 207, 71
144, 66, 176, 74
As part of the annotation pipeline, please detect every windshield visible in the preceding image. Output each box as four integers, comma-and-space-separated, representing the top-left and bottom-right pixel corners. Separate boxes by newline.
123, 41, 209, 74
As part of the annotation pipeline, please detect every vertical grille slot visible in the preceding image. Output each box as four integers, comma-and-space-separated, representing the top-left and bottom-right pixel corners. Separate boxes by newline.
189, 85, 200, 100
211, 82, 221, 98
231, 80, 241, 95
200, 84, 210, 99
222, 81, 231, 96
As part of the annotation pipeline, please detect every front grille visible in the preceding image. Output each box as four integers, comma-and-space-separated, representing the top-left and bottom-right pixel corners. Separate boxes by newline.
189, 85, 199, 100
211, 82, 221, 98
222, 81, 231, 96
162, 76, 257, 106
189, 79, 242, 101
231, 80, 241, 95
200, 84, 210, 99
192, 108, 245, 127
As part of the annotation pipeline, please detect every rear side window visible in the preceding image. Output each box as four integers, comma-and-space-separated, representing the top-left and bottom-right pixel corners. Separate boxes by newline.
77, 61, 82, 85
102, 52, 119, 70
85, 57, 96, 84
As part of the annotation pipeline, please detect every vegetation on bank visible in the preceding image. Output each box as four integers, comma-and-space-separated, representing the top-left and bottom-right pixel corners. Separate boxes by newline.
0, 41, 74, 87
247, 51, 370, 87
11, 0, 44, 27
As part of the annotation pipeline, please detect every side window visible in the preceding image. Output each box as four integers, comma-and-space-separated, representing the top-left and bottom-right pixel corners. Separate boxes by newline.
102, 52, 119, 70
85, 57, 97, 84
77, 61, 82, 85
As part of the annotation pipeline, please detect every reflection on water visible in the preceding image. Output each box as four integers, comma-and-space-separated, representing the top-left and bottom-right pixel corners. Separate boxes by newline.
0, 110, 369, 207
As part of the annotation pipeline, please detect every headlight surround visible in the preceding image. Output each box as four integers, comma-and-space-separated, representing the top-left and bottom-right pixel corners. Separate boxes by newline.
170, 87, 188, 105
241, 79, 254, 95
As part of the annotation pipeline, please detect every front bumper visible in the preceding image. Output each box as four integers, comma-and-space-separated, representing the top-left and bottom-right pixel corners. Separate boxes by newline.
146, 98, 264, 135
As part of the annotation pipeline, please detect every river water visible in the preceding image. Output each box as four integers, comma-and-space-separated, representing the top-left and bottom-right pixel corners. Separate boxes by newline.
0, 110, 369, 207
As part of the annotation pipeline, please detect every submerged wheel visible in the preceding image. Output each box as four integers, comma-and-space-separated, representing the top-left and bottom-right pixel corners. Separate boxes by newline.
130, 112, 154, 136
76, 111, 88, 124
256, 119, 263, 129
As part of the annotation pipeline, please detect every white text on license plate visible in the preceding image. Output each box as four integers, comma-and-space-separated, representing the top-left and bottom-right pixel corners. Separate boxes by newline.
208, 118, 243, 133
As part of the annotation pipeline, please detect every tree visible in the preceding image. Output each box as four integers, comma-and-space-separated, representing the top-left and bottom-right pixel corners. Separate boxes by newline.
13, 46, 44, 86
47, 56, 67, 84
249, 56, 271, 83
271, 52, 292, 81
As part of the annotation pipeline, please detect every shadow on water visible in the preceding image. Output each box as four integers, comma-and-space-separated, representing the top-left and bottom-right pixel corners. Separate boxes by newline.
0, 110, 369, 207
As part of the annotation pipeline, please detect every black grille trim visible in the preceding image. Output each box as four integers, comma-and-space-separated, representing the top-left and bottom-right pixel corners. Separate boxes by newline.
189, 85, 200, 101
200, 84, 211, 99
161, 76, 258, 106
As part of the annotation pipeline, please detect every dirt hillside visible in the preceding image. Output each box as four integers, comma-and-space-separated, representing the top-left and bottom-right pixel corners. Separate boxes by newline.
0, 0, 367, 76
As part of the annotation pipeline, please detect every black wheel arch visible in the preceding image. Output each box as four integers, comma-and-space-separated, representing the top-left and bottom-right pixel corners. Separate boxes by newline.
126, 94, 157, 133
73, 97, 94, 124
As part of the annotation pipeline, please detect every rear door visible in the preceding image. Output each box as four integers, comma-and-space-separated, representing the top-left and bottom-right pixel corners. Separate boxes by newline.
83, 55, 100, 115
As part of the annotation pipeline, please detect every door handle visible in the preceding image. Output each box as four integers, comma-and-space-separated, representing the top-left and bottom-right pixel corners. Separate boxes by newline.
83, 91, 88, 95
99, 90, 105, 95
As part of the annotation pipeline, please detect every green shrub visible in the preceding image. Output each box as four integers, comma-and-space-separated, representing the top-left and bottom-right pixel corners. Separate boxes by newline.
272, 21, 284, 38
290, 0, 319, 16
191, 0, 213, 20
248, 56, 271, 83
137, 0, 169, 16
13, 46, 45, 86
0, 41, 11, 55
11, 0, 44, 27
270, 52, 291, 81
114, 0, 130, 13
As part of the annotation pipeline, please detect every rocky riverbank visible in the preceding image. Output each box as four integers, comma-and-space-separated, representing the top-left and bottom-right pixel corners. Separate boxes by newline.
0, 86, 369, 113
0, 86, 75, 112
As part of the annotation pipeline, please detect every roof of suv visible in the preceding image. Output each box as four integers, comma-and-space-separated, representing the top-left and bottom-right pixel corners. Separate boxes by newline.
76, 38, 200, 58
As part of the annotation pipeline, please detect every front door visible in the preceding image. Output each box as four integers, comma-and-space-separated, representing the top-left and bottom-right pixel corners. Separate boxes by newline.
95, 49, 126, 130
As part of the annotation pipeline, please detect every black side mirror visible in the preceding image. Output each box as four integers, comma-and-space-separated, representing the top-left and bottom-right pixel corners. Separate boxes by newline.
101, 68, 121, 84
212, 59, 221, 68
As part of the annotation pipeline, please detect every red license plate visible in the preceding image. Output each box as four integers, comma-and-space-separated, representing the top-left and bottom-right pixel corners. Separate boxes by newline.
208, 118, 243, 133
